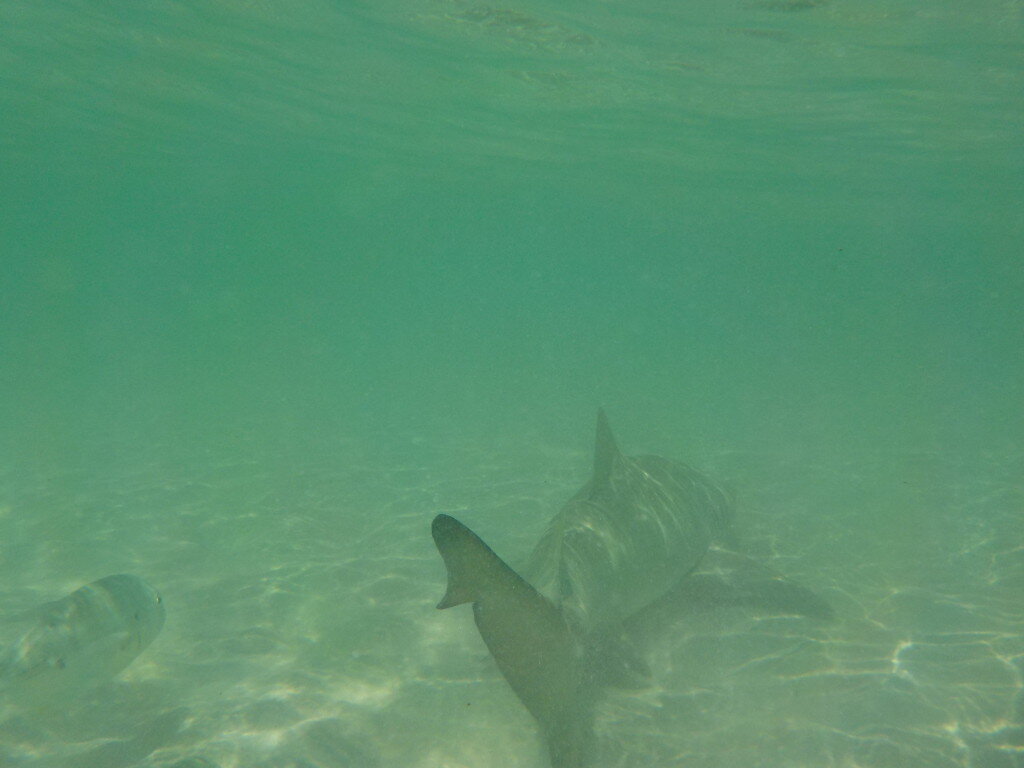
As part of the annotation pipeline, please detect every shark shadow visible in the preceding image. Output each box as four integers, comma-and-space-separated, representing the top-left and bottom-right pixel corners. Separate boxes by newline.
431, 410, 832, 767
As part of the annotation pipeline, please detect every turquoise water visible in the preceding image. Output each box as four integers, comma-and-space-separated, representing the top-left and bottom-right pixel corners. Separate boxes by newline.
1, 1, 1021, 766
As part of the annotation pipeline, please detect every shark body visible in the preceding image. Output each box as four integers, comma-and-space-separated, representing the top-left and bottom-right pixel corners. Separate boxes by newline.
0, 574, 165, 709
527, 409, 736, 636
431, 410, 830, 767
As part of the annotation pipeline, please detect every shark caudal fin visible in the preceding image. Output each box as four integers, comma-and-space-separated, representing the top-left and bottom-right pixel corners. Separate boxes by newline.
431, 514, 596, 768
432, 513, 489, 609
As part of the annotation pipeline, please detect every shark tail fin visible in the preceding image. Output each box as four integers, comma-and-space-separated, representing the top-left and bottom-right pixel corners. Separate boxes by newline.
592, 408, 621, 493
432, 514, 480, 609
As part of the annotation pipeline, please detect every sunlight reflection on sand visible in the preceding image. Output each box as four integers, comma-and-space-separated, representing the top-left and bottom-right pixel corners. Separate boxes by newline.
0, 439, 1020, 767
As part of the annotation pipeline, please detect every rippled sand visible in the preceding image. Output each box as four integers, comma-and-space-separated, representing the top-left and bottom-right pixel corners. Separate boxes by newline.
0, 432, 1020, 768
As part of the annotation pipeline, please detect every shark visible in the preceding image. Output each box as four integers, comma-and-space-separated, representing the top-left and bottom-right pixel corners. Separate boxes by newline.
526, 409, 738, 638
431, 410, 832, 767
0, 574, 165, 709
433, 513, 594, 767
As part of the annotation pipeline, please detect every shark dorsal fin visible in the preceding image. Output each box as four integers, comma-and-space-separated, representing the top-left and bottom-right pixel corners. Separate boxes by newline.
592, 408, 621, 493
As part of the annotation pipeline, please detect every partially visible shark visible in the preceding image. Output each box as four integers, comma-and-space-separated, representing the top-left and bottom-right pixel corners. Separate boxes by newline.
431, 410, 831, 767
433, 514, 594, 768
526, 408, 738, 638
0, 574, 165, 710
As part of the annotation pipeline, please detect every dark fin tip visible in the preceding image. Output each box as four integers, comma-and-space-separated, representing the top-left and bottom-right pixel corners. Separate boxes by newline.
431, 514, 475, 610
432, 513, 459, 539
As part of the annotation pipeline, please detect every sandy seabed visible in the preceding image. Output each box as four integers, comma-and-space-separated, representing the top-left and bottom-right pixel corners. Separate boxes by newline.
0, 431, 1020, 768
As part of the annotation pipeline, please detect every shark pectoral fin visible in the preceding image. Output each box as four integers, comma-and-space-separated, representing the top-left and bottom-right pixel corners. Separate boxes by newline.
694, 549, 835, 621
729, 577, 835, 621
653, 548, 834, 620
659, 572, 834, 620
620, 554, 835, 643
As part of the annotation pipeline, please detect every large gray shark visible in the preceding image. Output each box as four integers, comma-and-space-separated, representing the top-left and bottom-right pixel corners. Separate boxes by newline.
526, 408, 738, 636
431, 410, 831, 767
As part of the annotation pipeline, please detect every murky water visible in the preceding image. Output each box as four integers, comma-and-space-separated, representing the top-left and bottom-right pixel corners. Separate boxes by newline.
1, 1, 1020, 766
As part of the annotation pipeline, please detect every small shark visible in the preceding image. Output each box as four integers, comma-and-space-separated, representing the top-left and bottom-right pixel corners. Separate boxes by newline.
0, 574, 165, 709
432, 410, 831, 767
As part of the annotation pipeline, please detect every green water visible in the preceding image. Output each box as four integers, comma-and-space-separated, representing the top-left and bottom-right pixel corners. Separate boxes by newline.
1, 1, 1021, 766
